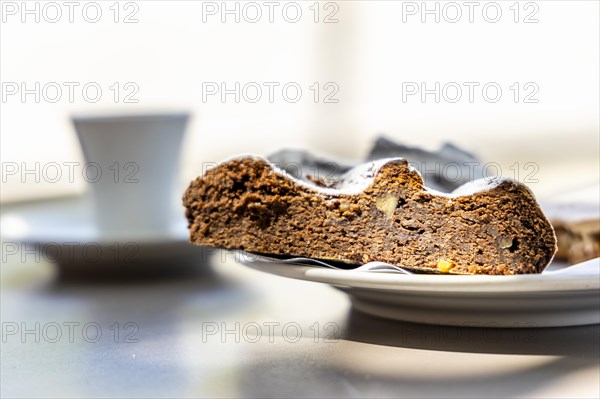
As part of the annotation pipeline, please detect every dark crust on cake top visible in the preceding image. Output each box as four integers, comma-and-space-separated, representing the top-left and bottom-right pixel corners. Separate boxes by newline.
183, 157, 557, 275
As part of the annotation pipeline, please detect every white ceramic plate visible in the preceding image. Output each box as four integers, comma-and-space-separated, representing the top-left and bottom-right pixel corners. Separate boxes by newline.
0, 196, 207, 268
237, 252, 600, 327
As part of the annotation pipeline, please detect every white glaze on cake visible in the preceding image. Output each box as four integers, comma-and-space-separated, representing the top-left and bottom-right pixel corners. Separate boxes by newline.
209, 154, 511, 198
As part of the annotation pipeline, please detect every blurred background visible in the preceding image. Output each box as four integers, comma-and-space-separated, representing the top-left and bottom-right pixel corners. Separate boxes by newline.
2, 0, 599, 203
2, 2, 600, 398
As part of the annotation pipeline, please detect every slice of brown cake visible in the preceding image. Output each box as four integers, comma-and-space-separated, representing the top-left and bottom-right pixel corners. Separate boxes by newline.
183, 156, 557, 275
543, 203, 600, 264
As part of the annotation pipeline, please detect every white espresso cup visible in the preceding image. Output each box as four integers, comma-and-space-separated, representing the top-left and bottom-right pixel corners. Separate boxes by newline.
72, 113, 189, 237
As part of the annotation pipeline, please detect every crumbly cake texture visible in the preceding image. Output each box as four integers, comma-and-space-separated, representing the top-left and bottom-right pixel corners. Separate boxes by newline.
183, 156, 557, 275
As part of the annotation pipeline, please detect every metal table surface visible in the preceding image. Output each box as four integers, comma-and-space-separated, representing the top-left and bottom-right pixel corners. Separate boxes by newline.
1, 247, 599, 398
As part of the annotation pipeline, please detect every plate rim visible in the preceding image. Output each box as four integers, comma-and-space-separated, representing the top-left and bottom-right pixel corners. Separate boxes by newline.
241, 258, 600, 294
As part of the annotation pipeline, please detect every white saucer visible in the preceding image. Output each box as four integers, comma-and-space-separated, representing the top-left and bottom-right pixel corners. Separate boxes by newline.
0, 195, 207, 268
237, 252, 600, 328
